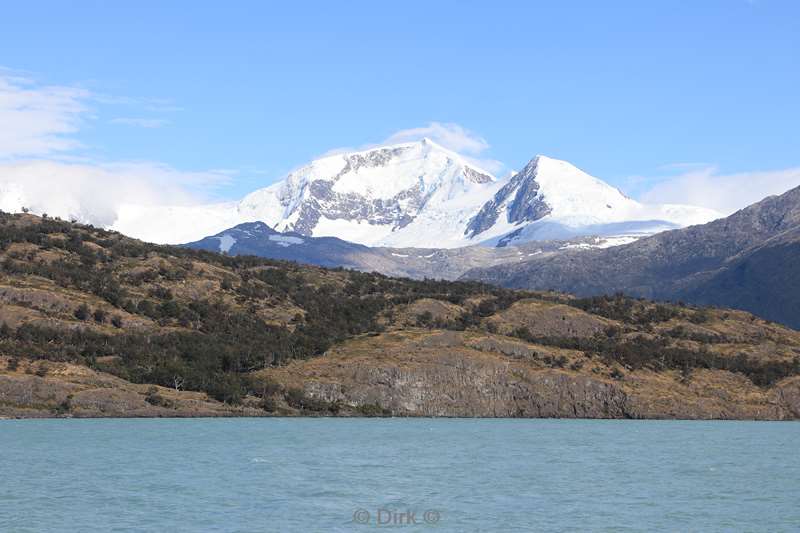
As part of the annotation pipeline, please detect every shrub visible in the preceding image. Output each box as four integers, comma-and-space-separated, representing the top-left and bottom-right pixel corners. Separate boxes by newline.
74, 304, 90, 321
144, 386, 171, 407
415, 311, 434, 328
283, 387, 335, 412
689, 308, 712, 324
93, 309, 107, 323
53, 395, 72, 415
260, 397, 278, 412
356, 403, 392, 417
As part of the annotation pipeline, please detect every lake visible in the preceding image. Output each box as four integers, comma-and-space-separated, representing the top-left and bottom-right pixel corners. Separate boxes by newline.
1, 419, 798, 532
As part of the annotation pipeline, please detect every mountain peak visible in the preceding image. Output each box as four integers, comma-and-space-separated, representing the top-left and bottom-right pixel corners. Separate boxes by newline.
228, 221, 275, 234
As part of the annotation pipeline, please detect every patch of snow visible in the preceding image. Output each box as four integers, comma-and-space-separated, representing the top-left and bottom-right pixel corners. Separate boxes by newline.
216, 234, 237, 253
594, 235, 640, 248
558, 234, 644, 251
268, 234, 304, 247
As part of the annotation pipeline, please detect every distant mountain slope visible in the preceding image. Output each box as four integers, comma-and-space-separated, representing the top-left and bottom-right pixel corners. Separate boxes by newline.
185, 222, 374, 270
678, 225, 800, 325
104, 139, 716, 247
462, 185, 800, 328
184, 222, 660, 280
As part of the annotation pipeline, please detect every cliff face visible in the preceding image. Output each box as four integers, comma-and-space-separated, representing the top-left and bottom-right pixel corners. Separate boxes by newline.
261, 330, 800, 420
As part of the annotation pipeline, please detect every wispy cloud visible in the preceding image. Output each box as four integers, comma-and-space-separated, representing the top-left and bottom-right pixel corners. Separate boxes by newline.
110, 117, 170, 128
94, 93, 183, 113
384, 122, 504, 174
0, 75, 89, 159
319, 122, 505, 175
0, 159, 233, 227
383, 122, 489, 155
637, 165, 800, 214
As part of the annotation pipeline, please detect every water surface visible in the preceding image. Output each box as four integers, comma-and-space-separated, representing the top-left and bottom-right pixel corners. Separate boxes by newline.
1, 419, 798, 532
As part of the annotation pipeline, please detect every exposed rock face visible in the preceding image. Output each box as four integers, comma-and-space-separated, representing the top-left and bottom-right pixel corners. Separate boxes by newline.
307, 365, 631, 418
292, 177, 427, 235
465, 158, 552, 238
266, 331, 631, 418
505, 158, 554, 225
773, 377, 800, 418
263, 330, 800, 420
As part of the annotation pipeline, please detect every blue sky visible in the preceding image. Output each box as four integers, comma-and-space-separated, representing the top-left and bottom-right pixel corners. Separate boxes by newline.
1, 0, 798, 210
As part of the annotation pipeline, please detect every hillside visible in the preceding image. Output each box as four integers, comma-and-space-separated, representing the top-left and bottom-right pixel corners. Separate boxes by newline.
1, 213, 799, 419
463, 185, 800, 328
183, 221, 633, 281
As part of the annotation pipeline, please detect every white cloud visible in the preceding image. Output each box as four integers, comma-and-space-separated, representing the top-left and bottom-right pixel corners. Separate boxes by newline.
0, 70, 233, 229
383, 122, 489, 155
638, 165, 800, 214
110, 117, 170, 128
318, 122, 505, 174
0, 75, 89, 159
0, 159, 233, 227
384, 122, 504, 174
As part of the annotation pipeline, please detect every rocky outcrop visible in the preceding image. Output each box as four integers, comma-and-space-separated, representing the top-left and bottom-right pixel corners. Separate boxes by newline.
0, 358, 263, 418
465, 157, 552, 238
262, 330, 799, 420
772, 377, 800, 418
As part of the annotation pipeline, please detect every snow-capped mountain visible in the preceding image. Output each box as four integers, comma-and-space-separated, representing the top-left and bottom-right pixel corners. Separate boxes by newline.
232, 138, 498, 248
232, 139, 717, 249
6, 138, 720, 248
467, 155, 719, 247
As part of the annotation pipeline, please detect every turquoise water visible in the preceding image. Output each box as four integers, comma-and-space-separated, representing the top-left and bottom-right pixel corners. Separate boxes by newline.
1, 419, 798, 532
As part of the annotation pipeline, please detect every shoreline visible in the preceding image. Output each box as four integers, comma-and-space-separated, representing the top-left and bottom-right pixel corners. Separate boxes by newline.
3, 413, 798, 421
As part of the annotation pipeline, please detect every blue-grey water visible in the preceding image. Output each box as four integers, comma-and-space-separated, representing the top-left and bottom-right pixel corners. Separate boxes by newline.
1, 419, 798, 532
